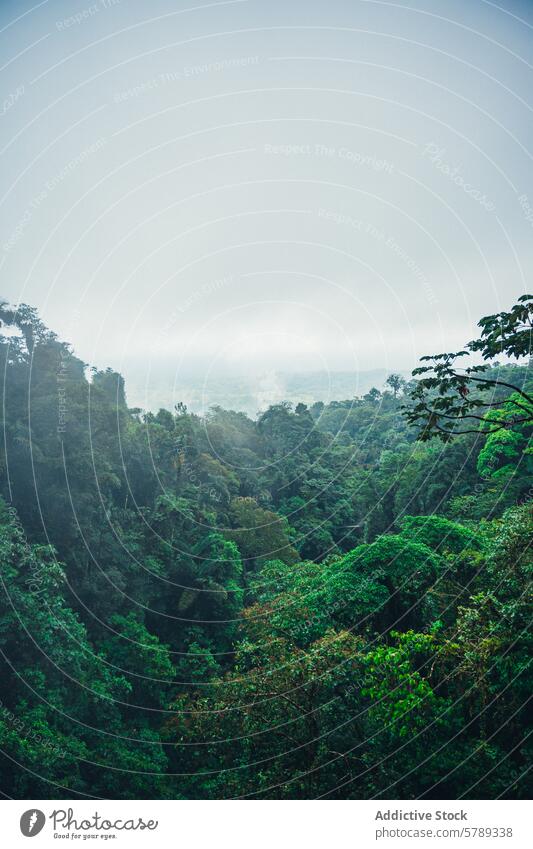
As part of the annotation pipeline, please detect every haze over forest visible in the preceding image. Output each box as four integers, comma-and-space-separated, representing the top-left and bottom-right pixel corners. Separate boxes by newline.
1, 0, 533, 406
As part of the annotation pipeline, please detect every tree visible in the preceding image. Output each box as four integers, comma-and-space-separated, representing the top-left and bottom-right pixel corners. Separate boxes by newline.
227, 497, 299, 568
0, 500, 170, 798
404, 295, 533, 441
364, 387, 382, 404
386, 374, 406, 398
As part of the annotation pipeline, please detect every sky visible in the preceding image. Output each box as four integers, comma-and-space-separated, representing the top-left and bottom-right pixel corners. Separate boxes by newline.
1, 0, 532, 409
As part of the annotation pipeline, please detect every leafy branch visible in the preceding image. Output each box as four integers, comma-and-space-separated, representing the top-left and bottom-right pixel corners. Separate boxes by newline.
403, 295, 533, 441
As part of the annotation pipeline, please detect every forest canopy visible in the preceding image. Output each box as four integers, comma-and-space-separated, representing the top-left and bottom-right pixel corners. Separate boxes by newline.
0, 298, 531, 799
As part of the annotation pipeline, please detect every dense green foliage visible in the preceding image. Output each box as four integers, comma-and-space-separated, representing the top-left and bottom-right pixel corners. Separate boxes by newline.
0, 303, 531, 799
405, 294, 532, 441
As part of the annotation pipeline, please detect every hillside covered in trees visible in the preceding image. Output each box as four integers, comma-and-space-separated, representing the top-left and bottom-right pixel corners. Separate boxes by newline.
0, 299, 531, 799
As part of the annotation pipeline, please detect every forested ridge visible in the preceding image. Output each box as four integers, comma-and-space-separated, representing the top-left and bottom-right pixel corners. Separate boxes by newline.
0, 300, 531, 799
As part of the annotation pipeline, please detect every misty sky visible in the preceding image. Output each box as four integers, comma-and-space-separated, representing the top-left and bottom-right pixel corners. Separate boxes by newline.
1, 0, 532, 408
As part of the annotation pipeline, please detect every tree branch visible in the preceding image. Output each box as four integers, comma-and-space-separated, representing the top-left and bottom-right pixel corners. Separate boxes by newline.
451, 371, 533, 406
